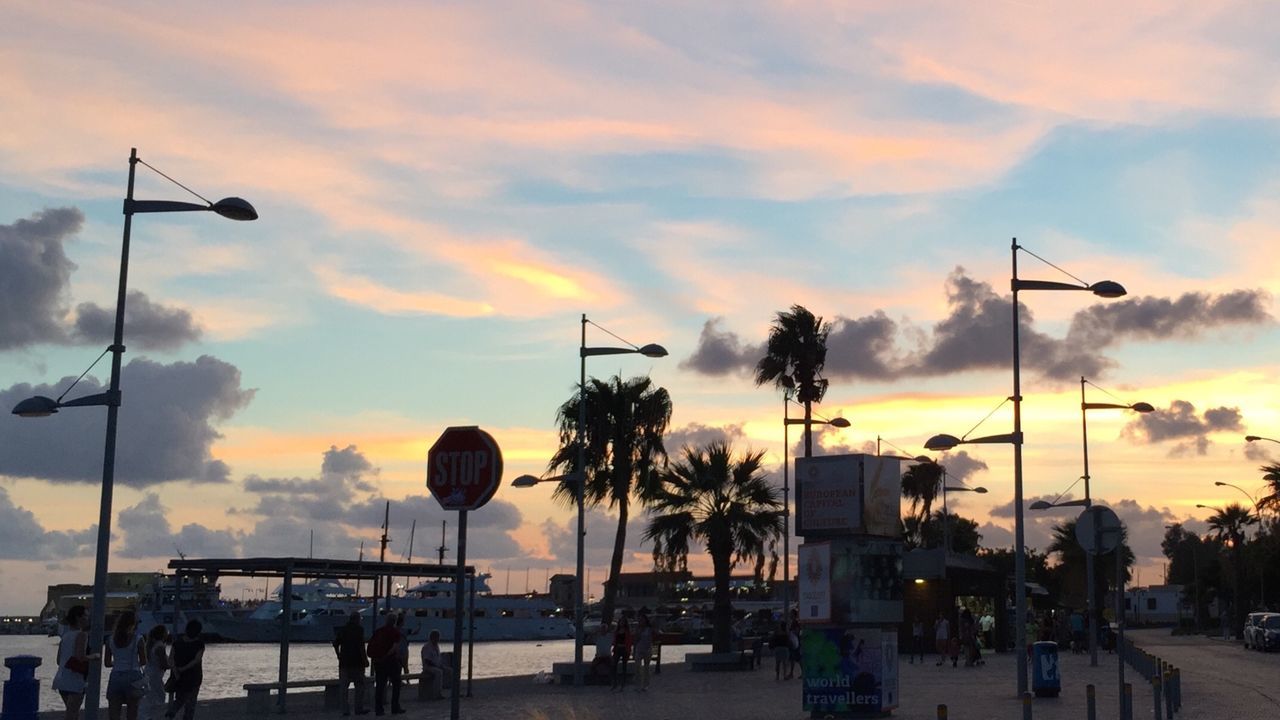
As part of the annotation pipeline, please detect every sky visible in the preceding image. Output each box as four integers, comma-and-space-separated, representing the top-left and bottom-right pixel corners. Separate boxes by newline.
2, 0, 1279, 612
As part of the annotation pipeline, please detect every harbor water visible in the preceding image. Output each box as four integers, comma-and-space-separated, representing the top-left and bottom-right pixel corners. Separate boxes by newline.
0, 635, 580, 712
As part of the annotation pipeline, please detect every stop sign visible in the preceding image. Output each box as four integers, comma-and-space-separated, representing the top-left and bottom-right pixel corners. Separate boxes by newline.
427, 426, 503, 511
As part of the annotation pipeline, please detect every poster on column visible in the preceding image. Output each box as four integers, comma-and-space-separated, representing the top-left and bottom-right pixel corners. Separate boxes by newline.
797, 542, 831, 623
801, 627, 899, 714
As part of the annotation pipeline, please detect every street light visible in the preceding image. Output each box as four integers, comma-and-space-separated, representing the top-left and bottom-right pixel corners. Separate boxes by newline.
1070, 378, 1154, 667
781, 398, 850, 619
565, 314, 665, 687
1212, 481, 1267, 607
1001, 239, 1127, 695
1245, 435, 1280, 446
10, 148, 255, 720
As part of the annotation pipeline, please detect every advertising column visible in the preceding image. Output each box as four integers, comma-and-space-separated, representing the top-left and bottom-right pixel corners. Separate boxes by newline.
795, 454, 902, 718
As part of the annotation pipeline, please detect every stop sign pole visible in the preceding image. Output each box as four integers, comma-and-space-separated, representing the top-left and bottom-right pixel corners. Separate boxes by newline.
427, 426, 503, 720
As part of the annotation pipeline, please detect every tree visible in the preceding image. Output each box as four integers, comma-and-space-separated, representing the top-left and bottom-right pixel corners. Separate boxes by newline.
548, 375, 672, 624
916, 510, 982, 554
754, 305, 831, 457
643, 441, 784, 652
1207, 503, 1258, 635
901, 462, 943, 545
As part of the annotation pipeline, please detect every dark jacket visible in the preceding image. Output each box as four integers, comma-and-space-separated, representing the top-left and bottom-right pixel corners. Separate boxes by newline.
334, 622, 367, 669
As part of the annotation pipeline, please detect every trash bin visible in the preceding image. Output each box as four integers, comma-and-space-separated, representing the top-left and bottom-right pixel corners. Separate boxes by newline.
1031, 641, 1060, 698
2, 655, 42, 720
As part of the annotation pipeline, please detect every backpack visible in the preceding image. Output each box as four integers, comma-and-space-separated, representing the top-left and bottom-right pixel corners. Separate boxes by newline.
366, 628, 393, 660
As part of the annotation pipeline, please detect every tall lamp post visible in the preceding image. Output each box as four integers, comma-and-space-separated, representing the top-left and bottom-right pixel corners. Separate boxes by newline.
566, 314, 666, 687
1245, 435, 1280, 446
1003, 239, 1127, 694
781, 399, 849, 618
1072, 379, 1153, 666
11, 148, 255, 720
1213, 481, 1267, 607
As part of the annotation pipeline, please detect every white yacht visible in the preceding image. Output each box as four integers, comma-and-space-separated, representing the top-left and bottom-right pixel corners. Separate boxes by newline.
391, 574, 573, 641
215, 578, 372, 643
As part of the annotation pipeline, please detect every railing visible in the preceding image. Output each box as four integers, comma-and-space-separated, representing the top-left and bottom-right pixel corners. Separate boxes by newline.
1119, 636, 1181, 719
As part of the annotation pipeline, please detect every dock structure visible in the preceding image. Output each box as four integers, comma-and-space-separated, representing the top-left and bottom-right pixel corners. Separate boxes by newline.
167, 556, 475, 713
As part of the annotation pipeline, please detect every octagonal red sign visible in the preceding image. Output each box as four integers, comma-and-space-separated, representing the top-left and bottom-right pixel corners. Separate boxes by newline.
427, 426, 503, 511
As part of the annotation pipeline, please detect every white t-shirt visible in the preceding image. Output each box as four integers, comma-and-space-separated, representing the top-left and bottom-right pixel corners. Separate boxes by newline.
934, 618, 950, 641
52, 628, 87, 694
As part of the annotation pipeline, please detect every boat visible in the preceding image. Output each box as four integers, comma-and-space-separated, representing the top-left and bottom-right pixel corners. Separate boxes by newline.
389, 574, 573, 642
48, 574, 238, 641
213, 578, 373, 643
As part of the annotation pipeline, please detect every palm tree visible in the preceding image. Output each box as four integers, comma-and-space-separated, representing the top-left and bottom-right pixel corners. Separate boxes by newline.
901, 462, 944, 544
754, 305, 831, 457
1207, 502, 1257, 635
1259, 463, 1280, 511
548, 374, 672, 624
644, 441, 784, 652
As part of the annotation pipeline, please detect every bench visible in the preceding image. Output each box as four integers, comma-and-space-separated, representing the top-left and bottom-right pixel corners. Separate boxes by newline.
551, 644, 662, 685
686, 641, 756, 672
243, 679, 343, 715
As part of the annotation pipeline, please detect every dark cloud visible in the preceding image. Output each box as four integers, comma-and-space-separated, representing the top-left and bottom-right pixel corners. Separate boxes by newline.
0, 208, 204, 353
981, 496, 1203, 568
0, 355, 254, 486
1066, 291, 1271, 348
665, 422, 746, 452
1122, 400, 1244, 456
678, 318, 761, 375
116, 493, 238, 559
0, 486, 96, 560
71, 291, 202, 351
344, 493, 526, 561
0, 208, 81, 349
681, 269, 1271, 383
1243, 442, 1274, 463
938, 450, 988, 483
541, 507, 652, 569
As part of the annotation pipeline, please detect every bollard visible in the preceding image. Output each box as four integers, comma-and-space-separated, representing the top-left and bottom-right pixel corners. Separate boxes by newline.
1022, 691, 1034, 720
1172, 667, 1181, 711
937, 704, 947, 719
1163, 671, 1173, 719
1152, 674, 1163, 719
1123, 682, 1133, 720
1086, 684, 1097, 720
1, 655, 42, 720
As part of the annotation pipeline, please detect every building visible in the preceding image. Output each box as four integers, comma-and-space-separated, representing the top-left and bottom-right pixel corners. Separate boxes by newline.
902, 548, 1009, 651
1124, 584, 1191, 625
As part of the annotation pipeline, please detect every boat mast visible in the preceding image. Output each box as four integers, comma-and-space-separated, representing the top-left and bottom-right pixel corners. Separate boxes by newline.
378, 501, 391, 615
403, 519, 416, 597
436, 520, 448, 564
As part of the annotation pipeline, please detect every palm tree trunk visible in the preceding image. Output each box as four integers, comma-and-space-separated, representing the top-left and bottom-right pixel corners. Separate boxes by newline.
711, 545, 733, 653
803, 400, 813, 457
600, 495, 628, 624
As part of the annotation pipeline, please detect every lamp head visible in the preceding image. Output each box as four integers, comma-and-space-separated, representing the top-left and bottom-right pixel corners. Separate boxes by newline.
924, 433, 961, 452
1029, 500, 1052, 510
1245, 435, 1261, 442
829, 417, 851, 428
1088, 280, 1127, 298
637, 343, 668, 358
511, 474, 541, 488
973, 487, 988, 494
1195, 504, 1211, 510
1130, 402, 1155, 413
12, 395, 59, 418
210, 197, 258, 221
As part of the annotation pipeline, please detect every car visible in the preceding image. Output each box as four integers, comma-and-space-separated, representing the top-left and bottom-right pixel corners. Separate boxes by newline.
1258, 614, 1280, 652
1243, 612, 1269, 649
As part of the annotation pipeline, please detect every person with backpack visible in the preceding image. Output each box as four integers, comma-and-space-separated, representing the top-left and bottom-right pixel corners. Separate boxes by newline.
367, 613, 404, 715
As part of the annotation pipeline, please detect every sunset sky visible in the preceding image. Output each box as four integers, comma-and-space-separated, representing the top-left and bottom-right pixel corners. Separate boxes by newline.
2, 1, 1278, 612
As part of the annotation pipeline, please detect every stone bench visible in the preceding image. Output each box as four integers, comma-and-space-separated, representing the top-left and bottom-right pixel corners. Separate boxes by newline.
243, 679, 343, 715
686, 649, 755, 672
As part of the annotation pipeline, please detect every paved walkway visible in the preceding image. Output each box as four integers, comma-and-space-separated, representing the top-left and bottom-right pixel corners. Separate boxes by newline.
40, 635, 1247, 720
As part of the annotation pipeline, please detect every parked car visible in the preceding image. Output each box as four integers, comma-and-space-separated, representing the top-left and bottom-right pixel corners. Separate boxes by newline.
1256, 614, 1280, 652
1243, 612, 1273, 650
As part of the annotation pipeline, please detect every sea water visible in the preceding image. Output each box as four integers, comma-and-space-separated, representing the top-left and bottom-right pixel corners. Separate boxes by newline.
0, 635, 577, 712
